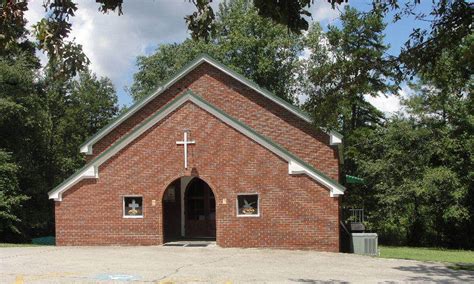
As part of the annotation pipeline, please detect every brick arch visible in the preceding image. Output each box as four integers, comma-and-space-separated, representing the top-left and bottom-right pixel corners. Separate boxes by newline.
159, 174, 221, 203
161, 175, 220, 243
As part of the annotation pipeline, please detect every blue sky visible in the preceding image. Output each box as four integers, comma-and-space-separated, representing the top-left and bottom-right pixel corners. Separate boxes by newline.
348, 1, 432, 56
25, 0, 433, 113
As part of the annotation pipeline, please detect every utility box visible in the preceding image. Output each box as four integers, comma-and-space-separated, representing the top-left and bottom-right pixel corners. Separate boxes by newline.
350, 233, 378, 256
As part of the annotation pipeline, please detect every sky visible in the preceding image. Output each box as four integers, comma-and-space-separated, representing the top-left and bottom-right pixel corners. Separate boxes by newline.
25, 0, 432, 115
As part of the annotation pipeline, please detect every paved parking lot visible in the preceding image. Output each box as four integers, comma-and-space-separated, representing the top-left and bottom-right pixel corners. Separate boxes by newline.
1, 245, 473, 283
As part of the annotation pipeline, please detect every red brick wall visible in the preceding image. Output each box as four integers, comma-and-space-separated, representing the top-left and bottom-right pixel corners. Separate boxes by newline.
56, 102, 340, 251
88, 63, 339, 181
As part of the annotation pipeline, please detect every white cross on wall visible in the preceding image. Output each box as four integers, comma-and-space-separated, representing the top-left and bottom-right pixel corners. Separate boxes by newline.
128, 199, 139, 210
176, 129, 195, 169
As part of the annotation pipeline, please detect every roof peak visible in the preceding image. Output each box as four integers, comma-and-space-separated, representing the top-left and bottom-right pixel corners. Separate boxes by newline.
79, 53, 342, 155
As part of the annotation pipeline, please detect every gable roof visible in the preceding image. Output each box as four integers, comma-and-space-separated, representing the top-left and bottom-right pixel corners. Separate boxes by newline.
79, 54, 342, 155
49, 90, 345, 201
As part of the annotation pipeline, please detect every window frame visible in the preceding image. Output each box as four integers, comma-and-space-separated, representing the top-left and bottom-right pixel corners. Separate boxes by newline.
122, 195, 144, 219
236, 193, 260, 218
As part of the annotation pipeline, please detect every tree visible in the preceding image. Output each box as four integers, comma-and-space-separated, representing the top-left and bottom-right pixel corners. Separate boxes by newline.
1, 0, 350, 78
0, 6, 120, 239
40, 67, 119, 194
355, 94, 472, 248
253, 0, 347, 33
353, 30, 473, 248
297, 7, 469, 249
301, 7, 398, 131
1, 0, 471, 249
70, 72, 119, 135
45, 70, 119, 183
300, 7, 398, 207
393, 1, 472, 78
3, 0, 470, 80
131, 0, 302, 103
0, 150, 29, 236
0, 53, 50, 239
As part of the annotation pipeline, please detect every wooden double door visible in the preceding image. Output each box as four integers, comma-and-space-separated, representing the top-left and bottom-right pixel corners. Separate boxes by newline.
185, 178, 216, 238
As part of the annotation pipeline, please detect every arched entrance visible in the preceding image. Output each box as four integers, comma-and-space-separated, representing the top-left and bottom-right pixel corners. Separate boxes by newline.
162, 177, 216, 242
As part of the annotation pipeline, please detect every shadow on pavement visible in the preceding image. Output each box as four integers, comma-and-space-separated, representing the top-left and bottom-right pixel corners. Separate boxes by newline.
393, 263, 474, 283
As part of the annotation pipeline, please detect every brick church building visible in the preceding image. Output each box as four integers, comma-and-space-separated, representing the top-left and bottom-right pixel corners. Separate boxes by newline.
48, 54, 345, 251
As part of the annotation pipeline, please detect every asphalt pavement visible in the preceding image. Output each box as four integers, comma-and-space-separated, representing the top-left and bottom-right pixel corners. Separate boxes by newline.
1, 244, 473, 283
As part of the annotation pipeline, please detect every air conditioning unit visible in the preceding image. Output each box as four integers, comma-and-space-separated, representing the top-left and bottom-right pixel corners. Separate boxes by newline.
350, 233, 378, 256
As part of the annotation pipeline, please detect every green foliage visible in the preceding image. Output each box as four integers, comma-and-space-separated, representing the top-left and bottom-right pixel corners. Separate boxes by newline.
253, 0, 347, 33
40, 69, 119, 192
399, 0, 472, 79
131, 0, 302, 103
0, 50, 51, 239
300, 8, 397, 225
301, 7, 398, 131
0, 1, 31, 57
3, 1, 468, 78
0, 55, 39, 127
0, 150, 29, 234
351, 60, 473, 248
351, 86, 472, 248
70, 72, 119, 134
0, 25, 119, 240
299, 4, 473, 249
185, 0, 216, 42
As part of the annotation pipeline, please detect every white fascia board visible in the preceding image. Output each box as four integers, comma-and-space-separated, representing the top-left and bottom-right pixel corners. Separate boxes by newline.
79, 58, 206, 154
80, 144, 92, 155
188, 95, 343, 198
201, 56, 344, 143
93, 95, 192, 166
200, 58, 313, 123
91, 93, 292, 167
53, 92, 344, 200
48, 165, 98, 201
329, 131, 343, 145
80, 55, 342, 154
193, 100, 345, 199
79, 83, 164, 154
288, 161, 344, 197
52, 94, 194, 200
329, 130, 344, 164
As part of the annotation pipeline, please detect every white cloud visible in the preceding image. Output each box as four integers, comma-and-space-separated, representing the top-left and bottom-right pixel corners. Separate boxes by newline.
308, 1, 344, 24
24, 0, 43, 29
23, 0, 346, 106
25, 0, 200, 106
71, 0, 200, 105
298, 85, 412, 116
365, 85, 412, 116
365, 93, 402, 115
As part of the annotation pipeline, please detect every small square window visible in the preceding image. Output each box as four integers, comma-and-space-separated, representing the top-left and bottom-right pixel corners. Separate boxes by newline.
123, 196, 143, 218
237, 194, 259, 217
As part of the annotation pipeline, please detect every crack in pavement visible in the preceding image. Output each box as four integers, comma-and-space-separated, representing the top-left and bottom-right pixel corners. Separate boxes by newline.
155, 254, 232, 282
0, 247, 59, 260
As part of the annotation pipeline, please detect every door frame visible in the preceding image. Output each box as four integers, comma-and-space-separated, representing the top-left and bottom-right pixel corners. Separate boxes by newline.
184, 177, 216, 238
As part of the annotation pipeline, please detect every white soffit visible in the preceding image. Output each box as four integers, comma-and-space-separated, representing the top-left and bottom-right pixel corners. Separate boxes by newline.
48, 165, 98, 201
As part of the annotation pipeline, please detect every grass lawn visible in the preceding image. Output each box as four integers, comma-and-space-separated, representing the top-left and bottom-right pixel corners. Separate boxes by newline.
379, 246, 474, 271
0, 243, 47, 247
